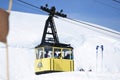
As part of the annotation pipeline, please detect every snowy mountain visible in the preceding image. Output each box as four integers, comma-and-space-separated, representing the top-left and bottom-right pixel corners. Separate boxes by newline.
0, 11, 120, 80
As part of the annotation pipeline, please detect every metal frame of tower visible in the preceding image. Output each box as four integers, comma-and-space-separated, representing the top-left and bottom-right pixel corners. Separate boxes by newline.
41, 11, 59, 44
36, 5, 72, 48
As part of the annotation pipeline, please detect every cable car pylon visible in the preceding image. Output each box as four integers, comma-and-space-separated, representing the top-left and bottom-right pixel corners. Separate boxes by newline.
35, 4, 71, 48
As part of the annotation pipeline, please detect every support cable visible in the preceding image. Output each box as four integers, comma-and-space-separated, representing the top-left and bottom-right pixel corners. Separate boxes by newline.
113, 0, 120, 4
17, 0, 40, 9
15, 0, 120, 36
58, 17, 120, 36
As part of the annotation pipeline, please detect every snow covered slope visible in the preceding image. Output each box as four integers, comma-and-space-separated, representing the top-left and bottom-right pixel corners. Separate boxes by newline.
0, 11, 120, 80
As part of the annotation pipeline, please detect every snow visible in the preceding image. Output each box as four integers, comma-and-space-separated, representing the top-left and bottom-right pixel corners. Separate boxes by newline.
0, 11, 120, 80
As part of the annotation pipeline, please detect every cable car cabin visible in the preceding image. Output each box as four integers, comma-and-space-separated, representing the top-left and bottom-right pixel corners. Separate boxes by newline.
34, 5, 74, 74
34, 45, 74, 74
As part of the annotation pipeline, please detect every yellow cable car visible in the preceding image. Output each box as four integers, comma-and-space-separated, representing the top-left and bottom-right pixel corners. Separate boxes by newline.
35, 46, 74, 74
34, 5, 74, 74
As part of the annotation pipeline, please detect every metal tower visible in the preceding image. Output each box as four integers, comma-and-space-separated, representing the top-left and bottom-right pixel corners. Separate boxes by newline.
36, 5, 71, 48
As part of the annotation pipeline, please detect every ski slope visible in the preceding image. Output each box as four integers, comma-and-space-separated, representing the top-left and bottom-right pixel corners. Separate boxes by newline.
0, 11, 120, 80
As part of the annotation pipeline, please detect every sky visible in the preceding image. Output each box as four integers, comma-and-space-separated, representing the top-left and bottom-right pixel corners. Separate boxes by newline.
0, 0, 120, 32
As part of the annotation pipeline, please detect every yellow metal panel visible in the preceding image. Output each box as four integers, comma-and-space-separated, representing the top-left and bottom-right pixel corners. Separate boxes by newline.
70, 60, 74, 71
53, 59, 74, 71
35, 58, 51, 72
35, 58, 74, 73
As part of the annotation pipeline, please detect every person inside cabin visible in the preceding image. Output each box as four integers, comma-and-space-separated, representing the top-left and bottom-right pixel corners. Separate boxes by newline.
54, 52, 58, 58
45, 51, 52, 58
45, 51, 49, 58
40, 52, 44, 58
48, 52, 52, 58
58, 53, 62, 59
64, 53, 70, 59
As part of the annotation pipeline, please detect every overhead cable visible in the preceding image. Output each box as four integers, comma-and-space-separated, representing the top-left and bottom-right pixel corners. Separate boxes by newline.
16, 0, 120, 36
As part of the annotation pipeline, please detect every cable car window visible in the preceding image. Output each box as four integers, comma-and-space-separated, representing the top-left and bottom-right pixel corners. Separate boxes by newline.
44, 47, 52, 58
36, 48, 44, 59
54, 48, 62, 59
63, 48, 73, 59
36, 49, 39, 59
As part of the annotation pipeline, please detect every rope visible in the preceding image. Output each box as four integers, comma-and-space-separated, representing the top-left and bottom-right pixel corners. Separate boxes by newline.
6, 0, 13, 80
7, 0, 13, 13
